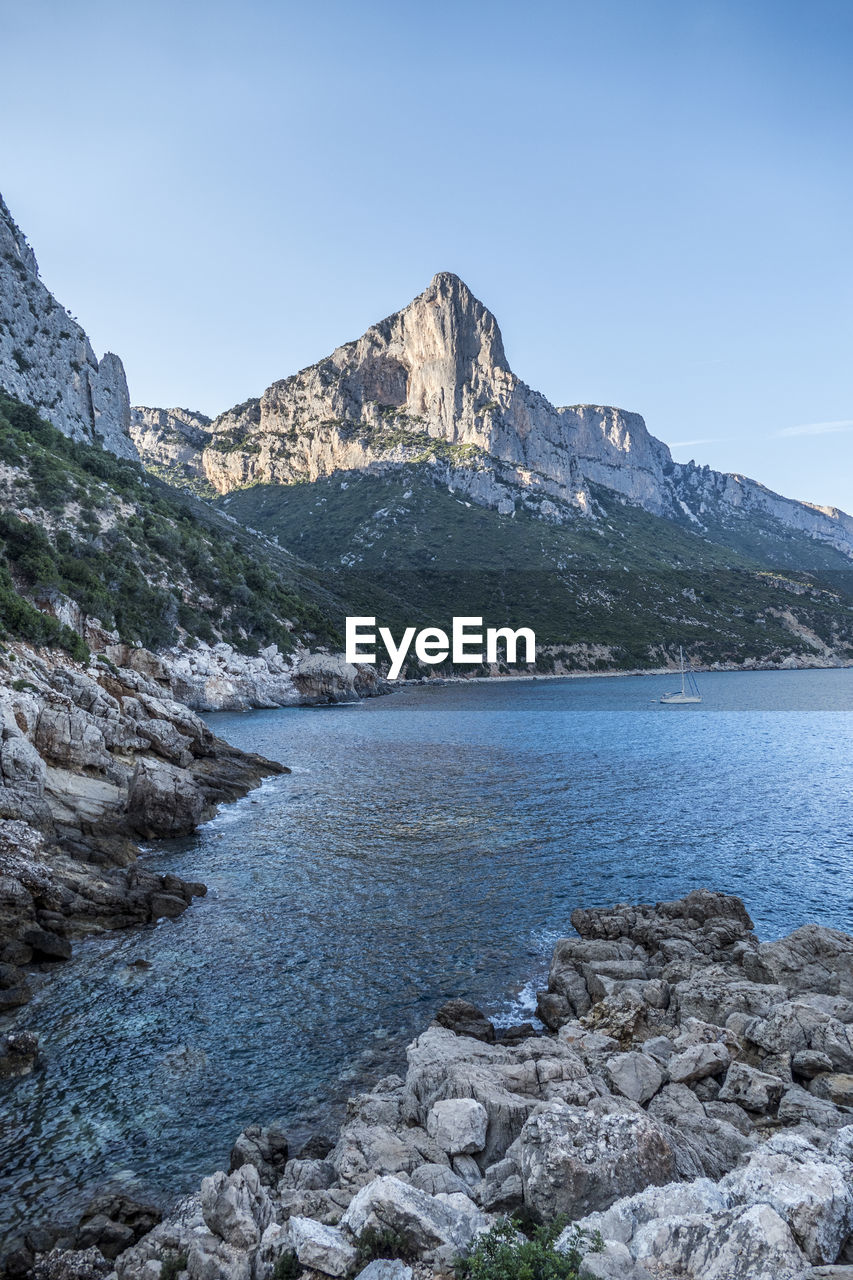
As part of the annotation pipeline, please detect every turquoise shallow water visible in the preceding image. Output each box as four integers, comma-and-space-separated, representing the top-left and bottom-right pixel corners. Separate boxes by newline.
2, 669, 853, 1240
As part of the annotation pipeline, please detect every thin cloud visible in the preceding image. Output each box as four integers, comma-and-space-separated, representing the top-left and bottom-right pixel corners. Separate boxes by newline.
779, 419, 853, 438
669, 438, 723, 449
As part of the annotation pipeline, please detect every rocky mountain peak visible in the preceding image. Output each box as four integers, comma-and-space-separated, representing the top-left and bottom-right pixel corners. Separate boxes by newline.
127, 269, 853, 560
0, 193, 137, 459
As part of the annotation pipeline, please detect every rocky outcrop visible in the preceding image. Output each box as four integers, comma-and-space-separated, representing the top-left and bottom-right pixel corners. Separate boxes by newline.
127, 408, 213, 490
0, 641, 287, 1003
0, 195, 136, 460
157, 641, 389, 711
46, 890, 853, 1280
134, 272, 853, 559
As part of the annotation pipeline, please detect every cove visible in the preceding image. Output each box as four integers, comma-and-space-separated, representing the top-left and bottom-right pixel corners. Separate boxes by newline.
2, 668, 853, 1244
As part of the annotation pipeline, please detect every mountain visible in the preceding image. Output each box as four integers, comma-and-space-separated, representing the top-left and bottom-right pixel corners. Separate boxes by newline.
133, 271, 853, 562
3, 187, 852, 676
0, 196, 137, 460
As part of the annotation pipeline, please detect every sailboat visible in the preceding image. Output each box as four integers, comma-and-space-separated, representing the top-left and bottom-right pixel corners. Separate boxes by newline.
661, 646, 702, 704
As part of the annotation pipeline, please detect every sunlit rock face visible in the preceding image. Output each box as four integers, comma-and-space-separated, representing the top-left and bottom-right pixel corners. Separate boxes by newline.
0, 195, 137, 460
134, 271, 853, 556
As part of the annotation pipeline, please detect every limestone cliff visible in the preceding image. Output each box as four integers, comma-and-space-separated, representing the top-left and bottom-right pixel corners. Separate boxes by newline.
128, 406, 213, 492
134, 271, 853, 559
0, 194, 137, 459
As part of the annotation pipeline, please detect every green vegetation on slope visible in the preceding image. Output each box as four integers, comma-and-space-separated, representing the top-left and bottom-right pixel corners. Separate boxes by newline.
0, 394, 340, 657
217, 468, 853, 672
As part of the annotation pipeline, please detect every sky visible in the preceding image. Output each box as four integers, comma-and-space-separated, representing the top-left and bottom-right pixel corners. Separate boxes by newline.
1, 0, 852, 510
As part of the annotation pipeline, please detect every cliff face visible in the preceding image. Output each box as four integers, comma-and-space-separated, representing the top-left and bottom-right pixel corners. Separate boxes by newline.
134, 272, 853, 559
0, 195, 137, 460
128, 406, 214, 492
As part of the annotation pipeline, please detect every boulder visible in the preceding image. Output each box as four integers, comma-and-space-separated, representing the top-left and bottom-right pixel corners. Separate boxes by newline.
745, 999, 853, 1071
228, 1123, 289, 1185
426, 1099, 488, 1155
341, 1174, 488, 1256
640, 1035, 675, 1066
676, 970, 786, 1026
744, 925, 853, 999
185, 1235, 252, 1280
631, 1203, 807, 1280
354, 1262, 413, 1280
287, 1216, 356, 1277
0, 1029, 39, 1078
519, 1099, 676, 1222
199, 1165, 273, 1249
605, 1051, 663, 1105
76, 1190, 161, 1259
577, 1241, 653, 1279
558, 1177, 730, 1251
409, 1163, 472, 1197
277, 1188, 352, 1225
778, 1085, 846, 1129
126, 761, 205, 838
432, 999, 495, 1043
795, 1050, 836, 1079
809, 1074, 853, 1108
536, 990, 572, 1029
667, 1041, 730, 1084
721, 1138, 853, 1264
23, 927, 71, 960
718, 1062, 785, 1113
646, 1085, 754, 1179
279, 1157, 336, 1191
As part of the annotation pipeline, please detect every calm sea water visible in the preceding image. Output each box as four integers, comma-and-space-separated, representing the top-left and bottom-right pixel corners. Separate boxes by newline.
2, 669, 853, 1241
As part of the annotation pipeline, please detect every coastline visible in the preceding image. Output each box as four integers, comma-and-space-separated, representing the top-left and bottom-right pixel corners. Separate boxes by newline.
3, 665, 845, 1274
8, 888, 853, 1280
402, 656, 853, 686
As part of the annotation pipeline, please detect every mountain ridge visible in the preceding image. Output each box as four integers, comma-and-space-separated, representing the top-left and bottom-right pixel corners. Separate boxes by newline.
130, 271, 853, 561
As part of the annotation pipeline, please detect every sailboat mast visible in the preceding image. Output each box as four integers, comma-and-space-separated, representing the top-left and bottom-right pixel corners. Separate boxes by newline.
680, 645, 685, 695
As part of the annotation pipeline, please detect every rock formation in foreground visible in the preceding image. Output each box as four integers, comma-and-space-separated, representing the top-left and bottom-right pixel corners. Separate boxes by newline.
134, 271, 853, 560
15, 889, 853, 1280
0, 196, 137, 460
0, 629, 386, 1016
0, 639, 288, 1017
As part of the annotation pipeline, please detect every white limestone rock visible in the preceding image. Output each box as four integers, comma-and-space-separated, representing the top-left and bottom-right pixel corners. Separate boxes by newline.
519, 1099, 676, 1222
718, 1061, 785, 1113
426, 1098, 488, 1156
605, 1051, 663, 1105
0, 195, 137, 459
721, 1138, 853, 1264
287, 1216, 356, 1277
667, 1041, 730, 1084
341, 1174, 488, 1256
199, 1165, 274, 1250
631, 1203, 807, 1280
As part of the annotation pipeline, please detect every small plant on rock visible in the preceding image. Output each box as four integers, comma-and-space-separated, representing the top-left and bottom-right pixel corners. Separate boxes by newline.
160, 1251, 188, 1280
272, 1250, 302, 1280
355, 1225, 416, 1266
455, 1215, 602, 1280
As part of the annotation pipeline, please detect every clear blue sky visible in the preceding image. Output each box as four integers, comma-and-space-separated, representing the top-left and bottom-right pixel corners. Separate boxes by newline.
2, 0, 852, 510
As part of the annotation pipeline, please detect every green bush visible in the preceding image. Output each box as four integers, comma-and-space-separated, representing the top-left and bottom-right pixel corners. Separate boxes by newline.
355, 1225, 416, 1267
160, 1251, 188, 1280
455, 1215, 602, 1280
271, 1251, 301, 1280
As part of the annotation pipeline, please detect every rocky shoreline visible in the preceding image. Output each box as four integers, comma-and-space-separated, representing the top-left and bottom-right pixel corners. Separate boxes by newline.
6, 889, 853, 1280
0, 630, 393, 1026
0, 640, 287, 1024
